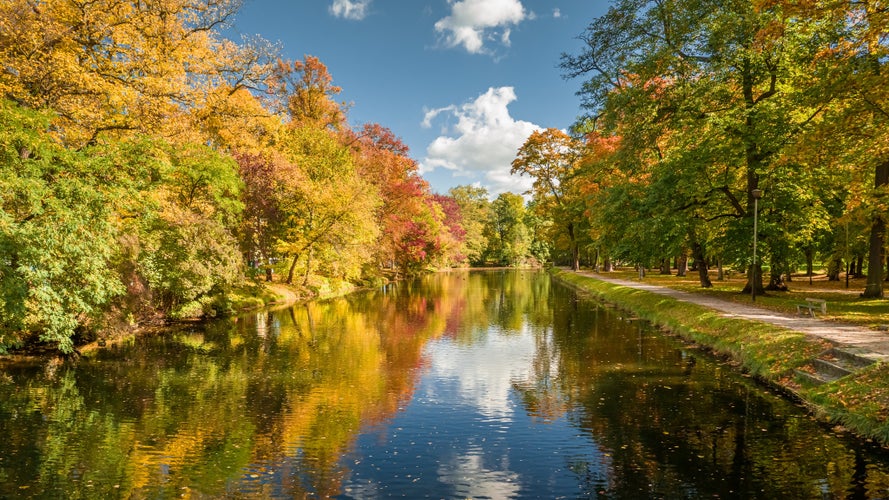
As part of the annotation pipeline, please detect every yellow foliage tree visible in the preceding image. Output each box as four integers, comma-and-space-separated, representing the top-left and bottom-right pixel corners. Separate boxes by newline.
511, 128, 583, 270
0, 0, 270, 147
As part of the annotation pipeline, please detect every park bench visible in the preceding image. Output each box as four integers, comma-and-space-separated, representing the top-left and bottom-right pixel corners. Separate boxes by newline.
796, 298, 827, 318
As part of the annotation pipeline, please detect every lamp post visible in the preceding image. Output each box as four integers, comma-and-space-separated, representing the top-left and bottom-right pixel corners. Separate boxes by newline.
751, 189, 762, 302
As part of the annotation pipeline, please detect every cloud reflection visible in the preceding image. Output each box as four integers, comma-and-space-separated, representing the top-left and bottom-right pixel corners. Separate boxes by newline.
426, 325, 535, 418
438, 445, 521, 498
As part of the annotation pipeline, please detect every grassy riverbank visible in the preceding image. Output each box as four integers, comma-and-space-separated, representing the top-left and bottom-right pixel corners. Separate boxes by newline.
552, 269, 889, 445
2, 280, 326, 359
171, 273, 375, 319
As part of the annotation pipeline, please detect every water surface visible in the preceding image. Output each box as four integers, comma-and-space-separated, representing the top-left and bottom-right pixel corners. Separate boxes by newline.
1, 270, 888, 498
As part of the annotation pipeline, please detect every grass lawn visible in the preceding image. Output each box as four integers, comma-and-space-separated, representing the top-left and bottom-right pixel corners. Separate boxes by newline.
594, 268, 889, 329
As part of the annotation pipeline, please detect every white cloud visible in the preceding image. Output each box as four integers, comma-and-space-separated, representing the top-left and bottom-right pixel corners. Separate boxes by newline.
553, 8, 561, 18
420, 87, 540, 196
500, 28, 512, 46
434, 0, 528, 54
329, 0, 371, 20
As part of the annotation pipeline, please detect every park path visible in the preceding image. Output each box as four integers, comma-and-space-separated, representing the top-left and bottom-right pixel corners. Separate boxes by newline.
575, 271, 889, 363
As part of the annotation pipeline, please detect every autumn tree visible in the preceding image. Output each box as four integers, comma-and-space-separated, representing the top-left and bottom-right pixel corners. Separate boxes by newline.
511, 128, 583, 270
0, 0, 268, 147
448, 185, 492, 266
390, 198, 449, 274
562, 0, 832, 292
797, 2, 889, 297
277, 126, 380, 285
233, 151, 286, 280
268, 56, 345, 130
432, 193, 467, 265
196, 86, 281, 153
573, 132, 623, 273
349, 123, 454, 275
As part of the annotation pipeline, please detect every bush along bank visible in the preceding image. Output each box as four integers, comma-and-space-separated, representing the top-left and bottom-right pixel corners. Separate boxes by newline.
551, 269, 889, 446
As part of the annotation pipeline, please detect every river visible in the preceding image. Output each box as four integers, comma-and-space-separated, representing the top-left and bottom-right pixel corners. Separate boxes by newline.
1, 270, 888, 498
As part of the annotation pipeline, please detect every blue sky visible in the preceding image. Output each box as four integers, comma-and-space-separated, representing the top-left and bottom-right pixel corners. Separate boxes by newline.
228, 0, 609, 196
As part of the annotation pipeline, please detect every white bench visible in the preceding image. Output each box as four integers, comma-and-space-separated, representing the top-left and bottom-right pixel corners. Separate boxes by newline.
796, 298, 827, 318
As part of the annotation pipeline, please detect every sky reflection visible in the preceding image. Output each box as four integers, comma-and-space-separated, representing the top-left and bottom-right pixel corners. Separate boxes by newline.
339, 316, 607, 499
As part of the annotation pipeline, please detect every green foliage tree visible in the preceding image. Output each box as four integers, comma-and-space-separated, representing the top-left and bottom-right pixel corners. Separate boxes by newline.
97, 138, 244, 319
485, 193, 532, 266
449, 185, 492, 266
561, 0, 836, 292
0, 101, 124, 352
778, 1, 889, 297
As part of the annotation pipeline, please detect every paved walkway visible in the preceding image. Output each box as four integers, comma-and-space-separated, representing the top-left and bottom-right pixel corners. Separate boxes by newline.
576, 271, 889, 363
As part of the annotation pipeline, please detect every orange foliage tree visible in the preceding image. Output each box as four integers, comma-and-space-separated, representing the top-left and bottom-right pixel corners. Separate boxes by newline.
511, 128, 583, 270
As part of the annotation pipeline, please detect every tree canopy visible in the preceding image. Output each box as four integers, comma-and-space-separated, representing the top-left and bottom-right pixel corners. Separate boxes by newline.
10, 0, 889, 353
0, 1, 480, 353
543, 0, 889, 296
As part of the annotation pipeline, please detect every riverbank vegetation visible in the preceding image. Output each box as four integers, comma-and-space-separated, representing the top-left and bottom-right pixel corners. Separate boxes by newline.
511, 0, 889, 307
554, 269, 889, 444
553, 270, 832, 380
7, 0, 889, 364
516, 0, 889, 442
0, 0, 554, 354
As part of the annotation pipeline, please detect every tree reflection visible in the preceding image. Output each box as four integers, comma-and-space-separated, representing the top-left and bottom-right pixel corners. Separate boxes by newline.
3, 271, 889, 498
0, 272, 467, 497
518, 284, 889, 499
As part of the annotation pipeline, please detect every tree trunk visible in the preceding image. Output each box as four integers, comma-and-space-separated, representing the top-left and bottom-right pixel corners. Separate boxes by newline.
863, 219, 886, 297
603, 256, 613, 272
804, 246, 814, 276
302, 247, 313, 287
567, 222, 579, 271
677, 253, 688, 277
741, 57, 766, 297
286, 254, 299, 284
885, 253, 889, 281
766, 254, 789, 291
743, 178, 765, 294
660, 258, 671, 275
741, 264, 766, 295
856, 254, 864, 277
827, 258, 842, 281
863, 160, 889, 297
717, 258, 725, 281
766, 273, 788, 291
690, 238, 712, 288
